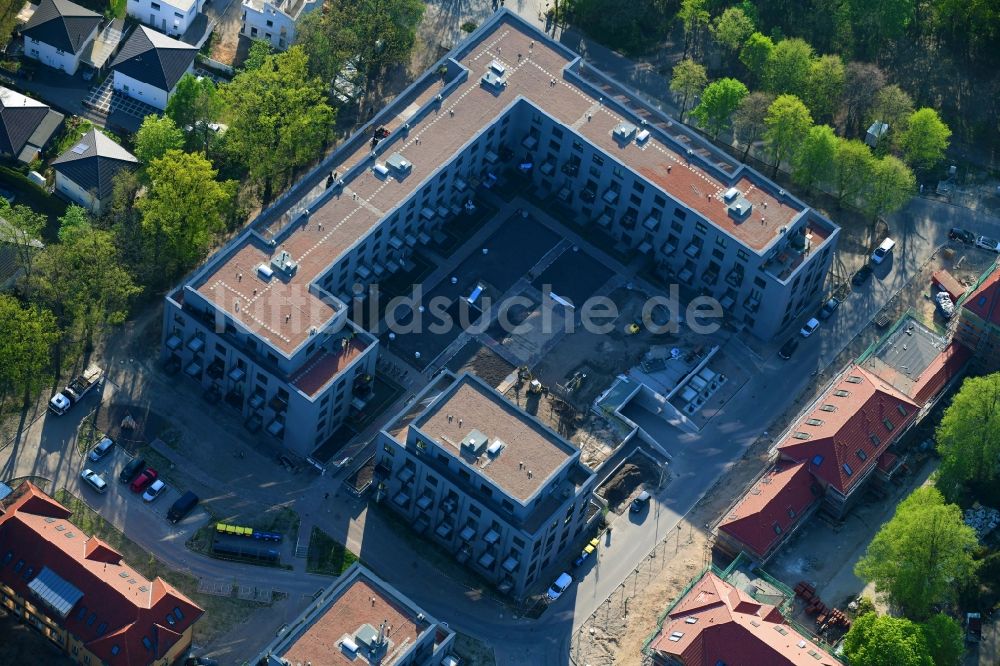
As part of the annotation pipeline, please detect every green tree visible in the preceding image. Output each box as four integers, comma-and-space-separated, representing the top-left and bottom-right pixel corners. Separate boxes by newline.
763, 94, 812, 176
862, 155, 914, 220
0, 199, 46, 278
242, 39, 273, 72
351, 0, 425, 82
855, 486, 978, 619
138, 150, 230, 282
564, 0, 673, 54
899, 108, 951, 171
711, 6, 754, 53
732, 91, 775, 160
222, 46, 334, 196
872, 84, 914, 133
936, 373, 1000, 498
793, 124, 837, 191
764, 38, 814, 98
56, 206, 92, 243
843, 613, 933, 666
739, 32, 773, 82
0, 295, 59, 404
833, 137, 875, 205
848, 0, 914, 57
691, 78, 748, 138
295, 6, 359, 83
133, 115, 185, 165
678, 0, 709, 58
166, 73, 222, 150
804, 54, 845, 122
921, 614, 965, 666
30, 227, 140, 343
669, 59, 707, 122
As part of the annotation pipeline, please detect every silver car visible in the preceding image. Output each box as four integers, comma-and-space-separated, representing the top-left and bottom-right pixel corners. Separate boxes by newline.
80, 468, 107, 493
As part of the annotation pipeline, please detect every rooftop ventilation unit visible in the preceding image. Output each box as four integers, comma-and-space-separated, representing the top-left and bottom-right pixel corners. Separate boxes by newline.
486, 439, 506, 457
635, 129, 650, 144
727, 196, 753, 220
257, 263, 274, 281
386, 152, 412, 175
723, 187, 740, 203
481, 60, 508, 90
461, 429, 489, 456
270, 249, 298, 276
612, 122, 637, 142
372, 162, 389, 177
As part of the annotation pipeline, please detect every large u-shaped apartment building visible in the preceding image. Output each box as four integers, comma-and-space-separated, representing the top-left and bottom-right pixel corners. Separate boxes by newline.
161, 10, 839, 456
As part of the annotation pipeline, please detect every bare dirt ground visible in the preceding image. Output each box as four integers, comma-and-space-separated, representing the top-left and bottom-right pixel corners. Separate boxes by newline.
445, 341, 516, 387
598, 453, 664, 514
205, 0, 243, 65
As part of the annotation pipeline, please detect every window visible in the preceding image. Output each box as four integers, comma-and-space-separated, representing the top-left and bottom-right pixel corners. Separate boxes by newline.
13, 559, 23, 573
572, 139, 583, 152
502, 499, 514, 512
695, 222, 707, 234
845, 375, 863, 384
674, 208, 687, 221
805, 418, 823, 426
174, 11, 183, 17
793, 432, 810, 440
772, 523, 782, 535
834, 390, 850, 397
142, 637, 153, 651
470, 505, 481, 517
753, 276, 766, 289
173, 607, 184, 621
883, 418, 894, 431
416, 439, 427, 451
896, 404, 907, 416
592, 154, 604, 166
787, 507, 796, 519
111, 646, 120, 656
97, 622, 107, 635
820, 404, 837, 412
382, 443, 395, 456
843, 463, 853, 476
869, 434, 881, 446
715, 236, 727, 247
151, 1, 160, 8
811, 455, 824, 466
857, 449, 868, 461
1, 551, 11, 566
77, 606, 88, 620
737, 249, 749, 262
87, 613, 96, 626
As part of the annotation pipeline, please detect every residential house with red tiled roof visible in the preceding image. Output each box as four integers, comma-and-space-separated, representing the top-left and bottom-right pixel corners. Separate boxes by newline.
715, 461, 820, 563
775, 366, 918, 517
956, 261, 1000, 371
646, 570, 839, 666
0, 482, 203, 665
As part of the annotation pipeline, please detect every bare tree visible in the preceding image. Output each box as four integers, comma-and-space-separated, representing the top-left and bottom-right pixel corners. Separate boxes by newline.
841, 61, 886, 137
732, 91, 775, 161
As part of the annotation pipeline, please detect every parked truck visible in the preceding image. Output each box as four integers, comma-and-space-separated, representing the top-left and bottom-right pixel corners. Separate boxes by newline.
48, 365, 103, 415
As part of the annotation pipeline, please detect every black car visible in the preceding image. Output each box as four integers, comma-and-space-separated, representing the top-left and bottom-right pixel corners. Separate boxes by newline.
818, 297, 841, 320
778, 337, 799, 360
949, 227, 976, 244
119, 456, 146, 484
852, 264, 873, 287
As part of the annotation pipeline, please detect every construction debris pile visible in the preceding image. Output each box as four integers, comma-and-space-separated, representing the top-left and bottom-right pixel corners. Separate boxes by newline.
964, 504, 1000, 539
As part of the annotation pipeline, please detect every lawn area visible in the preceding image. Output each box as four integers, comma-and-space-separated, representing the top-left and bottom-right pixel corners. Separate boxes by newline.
0, 165, 68, 234
53, 489, 267, 643
306, 526, 358, 576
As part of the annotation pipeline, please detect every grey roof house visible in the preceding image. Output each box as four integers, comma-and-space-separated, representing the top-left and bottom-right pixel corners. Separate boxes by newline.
0, 87, 65, 163
21, 0, 103, 75
51, 128, 138, 214
109, 26, 197, 111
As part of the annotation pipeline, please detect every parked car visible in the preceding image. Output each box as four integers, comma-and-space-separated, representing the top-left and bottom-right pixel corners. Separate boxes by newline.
130, 468, 158, 493
778, 337, 799, 360
168, 491, 200, 524
142, 479, 166, 502
852, 264, 873, 287
949, 227, 976, 244
871, 237, 895, 264
818, 297, 841, 320
88, 436, 115, 462
546, 572, 573, 601
573, 538, 601, 568
976, 235, 1000, 252
800, 318, 820, 337
935, 291, 955, 319
80, 469, 107, 494
630, 490, 651, 513
119, 457, 146, 484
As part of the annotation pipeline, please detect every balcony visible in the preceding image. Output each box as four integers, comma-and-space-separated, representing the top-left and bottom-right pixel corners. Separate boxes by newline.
643, 216, 660, 232
393, 491, 410, 508
581, 189, 596, 204
725, 268, 744, 288
477, 552, 496, 569
744, 295, 761, 313
561, 161, 579, 177
397, 466, 415, 484
459, 525, 476, 542
206, 359, 225, 380
502, 556, 519, 573
602, 189, 619, 205
620, 213, 636, 230
248, 392, 265, 410
413, 515, 430, 533
435, 521, 453, 540
483, 528, 500, 545
266, 419, 284, 438
416, 494, 434, 511
187, 336, 204, 353
165, 334, 182, 351
702, 268, 719, 286
684, 243, 702, 259
456, 544, 472, 564
227, 366, 246, 382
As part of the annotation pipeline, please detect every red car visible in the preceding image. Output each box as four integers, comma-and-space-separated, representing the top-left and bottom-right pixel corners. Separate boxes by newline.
130, 468, 158, 493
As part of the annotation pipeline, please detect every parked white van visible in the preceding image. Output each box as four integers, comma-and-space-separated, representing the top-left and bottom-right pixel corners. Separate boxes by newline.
871, 237, 895, 264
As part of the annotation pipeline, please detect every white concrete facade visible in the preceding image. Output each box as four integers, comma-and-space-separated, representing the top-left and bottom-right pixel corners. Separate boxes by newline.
54, 171, 101, 213
24, 31, 95, 75
240, 0, 318, 49
127, 0, 203, 38
112, 66, 190, 110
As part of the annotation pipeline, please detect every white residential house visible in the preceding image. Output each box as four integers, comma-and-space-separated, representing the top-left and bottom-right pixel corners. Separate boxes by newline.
109, 26, 197, 110
21, 0, 102, 75
241, 0, 320, 50
0, 87, 64, 163
127, 0, 205, 38
51, 129, 138, 215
